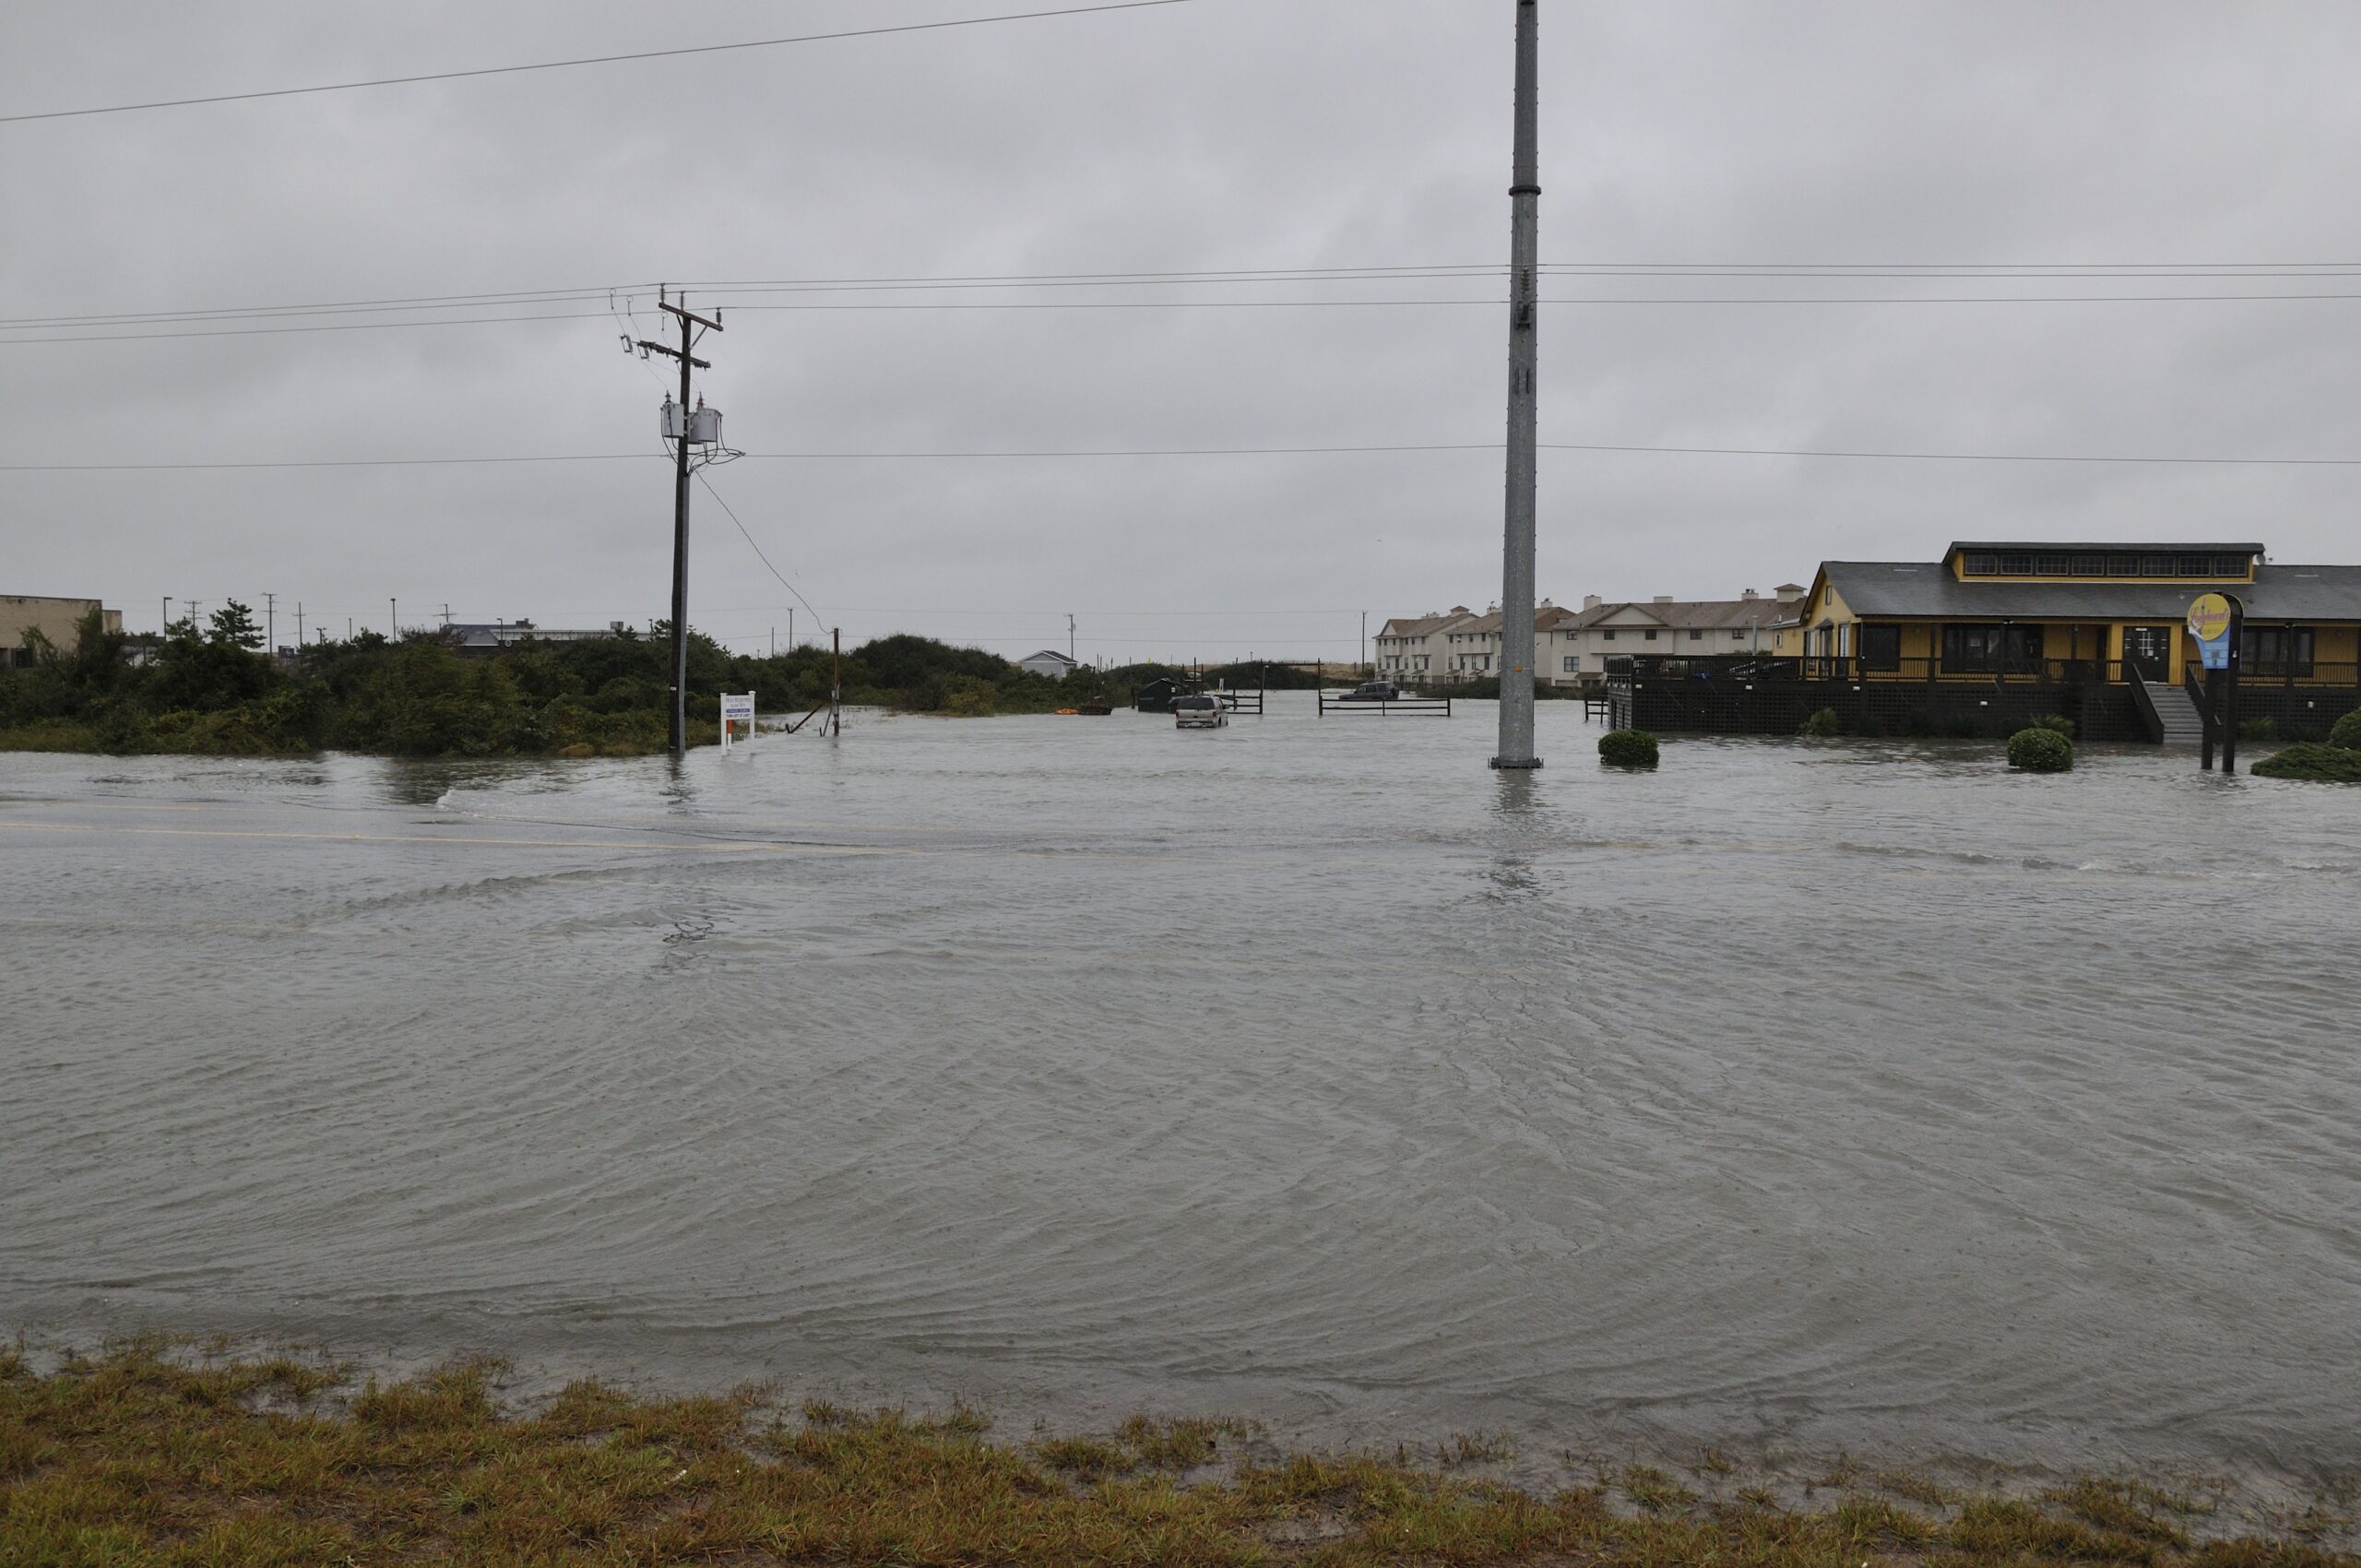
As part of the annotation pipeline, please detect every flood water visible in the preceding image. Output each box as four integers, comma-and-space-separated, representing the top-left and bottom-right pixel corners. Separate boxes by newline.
3, 696, 2356, 1480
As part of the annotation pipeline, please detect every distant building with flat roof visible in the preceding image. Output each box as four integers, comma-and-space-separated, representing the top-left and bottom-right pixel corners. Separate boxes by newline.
2, 596, 123, 670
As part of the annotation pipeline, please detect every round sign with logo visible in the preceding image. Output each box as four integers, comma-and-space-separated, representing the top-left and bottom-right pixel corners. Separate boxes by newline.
2187, 593, 2234, 643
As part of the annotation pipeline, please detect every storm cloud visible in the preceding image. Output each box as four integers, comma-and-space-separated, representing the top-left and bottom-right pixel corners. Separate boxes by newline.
6, 0, 2358, 661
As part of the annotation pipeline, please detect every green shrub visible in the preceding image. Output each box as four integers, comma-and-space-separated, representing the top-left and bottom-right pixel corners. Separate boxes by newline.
2251, 742, 2361, 782
2329, 709, 2361, 751
1798, 707, 1841, 737
2236, 716, 2278, 742
1598, 729, 1660, 768
2030, 713, 2075, 737
2007, 727, 2074, 773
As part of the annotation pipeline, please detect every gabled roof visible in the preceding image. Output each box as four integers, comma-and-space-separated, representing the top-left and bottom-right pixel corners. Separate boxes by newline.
1817, 562, 2361, 621
1568, 595, 1801, 632
1378, 609, 1477, 638
1020, 647, 1078, 665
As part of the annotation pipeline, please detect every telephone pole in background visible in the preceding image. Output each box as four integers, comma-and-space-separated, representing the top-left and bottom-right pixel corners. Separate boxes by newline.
296, 602, 304, 647
390, 599, 397, 639
1069, 613, 1076, 662
636, 289, 724, 758
1491, 0, 1544, 771
263, 592, 276, 653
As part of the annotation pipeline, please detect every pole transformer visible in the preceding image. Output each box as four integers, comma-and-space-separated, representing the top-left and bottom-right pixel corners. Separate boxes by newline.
635, 290, 723, 758
1492, 0, 1544, 770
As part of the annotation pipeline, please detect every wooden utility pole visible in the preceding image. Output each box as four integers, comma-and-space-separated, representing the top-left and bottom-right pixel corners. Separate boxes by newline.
635, 288, 723, 757
1492, 0, 1543, 770
830, 628, 843, 736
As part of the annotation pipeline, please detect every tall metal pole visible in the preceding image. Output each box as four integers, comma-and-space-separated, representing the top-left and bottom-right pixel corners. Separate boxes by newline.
670, 306, 695, 757
1492, 0, 1543, 770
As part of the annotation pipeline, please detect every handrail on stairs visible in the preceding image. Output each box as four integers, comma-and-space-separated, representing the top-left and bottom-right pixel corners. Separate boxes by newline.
2129, 668, 2166, 743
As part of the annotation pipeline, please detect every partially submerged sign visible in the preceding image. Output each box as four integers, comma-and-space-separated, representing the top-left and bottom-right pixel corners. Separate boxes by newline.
720, 692, 756, 752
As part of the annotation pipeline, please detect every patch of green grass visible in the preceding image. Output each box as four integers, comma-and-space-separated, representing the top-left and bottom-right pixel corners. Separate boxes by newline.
1620, 1463, 1700, 1515
1036, 1436, 1135, 1479
2, 1347, 2351, 1568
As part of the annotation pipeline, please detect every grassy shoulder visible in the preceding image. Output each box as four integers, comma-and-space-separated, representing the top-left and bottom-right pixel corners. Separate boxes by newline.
3, 1345, 2349, 1568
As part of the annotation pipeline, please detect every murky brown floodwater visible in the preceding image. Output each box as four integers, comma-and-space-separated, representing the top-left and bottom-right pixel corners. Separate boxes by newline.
3, 696, 2355, 1481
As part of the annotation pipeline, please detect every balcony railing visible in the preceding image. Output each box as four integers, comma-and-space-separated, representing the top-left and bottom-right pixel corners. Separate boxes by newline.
1602, 653, 2361, 688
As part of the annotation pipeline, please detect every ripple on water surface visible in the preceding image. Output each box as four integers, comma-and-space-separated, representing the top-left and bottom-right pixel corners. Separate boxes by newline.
1, 702, 2356, 1478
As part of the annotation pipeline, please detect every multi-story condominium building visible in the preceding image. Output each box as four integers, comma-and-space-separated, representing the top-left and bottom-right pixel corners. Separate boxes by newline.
1371, 607, 1474, 683
1551, 587, 1807, 686
1375, 603, 1581, 685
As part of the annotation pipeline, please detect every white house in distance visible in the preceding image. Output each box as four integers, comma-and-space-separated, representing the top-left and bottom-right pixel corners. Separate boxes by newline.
1019, 648, 1080, 678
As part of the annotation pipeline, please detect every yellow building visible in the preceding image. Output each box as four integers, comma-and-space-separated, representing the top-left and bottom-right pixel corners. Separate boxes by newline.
1797, 543, 2361, 688
3, 595, 123, 671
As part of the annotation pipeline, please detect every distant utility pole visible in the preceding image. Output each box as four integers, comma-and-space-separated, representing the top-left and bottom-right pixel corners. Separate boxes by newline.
296, 602, 305, 647
788, 608, 794, 652
1491, 0, 1544, 771
263, 592, 276, 653
390, 599, 397, 638
635, 287, 725, 758
830, 628, 843, 737
1069, 612, 1076, 662
160, 597, 172, 634
438, 603, 453, 628
1360, 610, 1368, 674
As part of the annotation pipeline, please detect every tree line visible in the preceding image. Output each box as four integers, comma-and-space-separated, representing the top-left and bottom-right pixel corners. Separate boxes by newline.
0, 603, 1305, 756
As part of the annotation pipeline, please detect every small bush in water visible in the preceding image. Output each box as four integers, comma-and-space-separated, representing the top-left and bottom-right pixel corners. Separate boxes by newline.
2328, 709, 2361, 751
2030, 713, 2075, 737
2252, 742, 2361, 782
1598, 729, 1660, 768
2007, 727, 2074, 773
1798, 707, 1841, 737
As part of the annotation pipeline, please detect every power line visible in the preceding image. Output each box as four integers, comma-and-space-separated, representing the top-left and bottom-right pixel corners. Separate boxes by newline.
17, 439, 2361, 470
28, 261, 2361, 331
0, 2, 1199, 125
694, 470, 826, 633
24, 291, 2361, 345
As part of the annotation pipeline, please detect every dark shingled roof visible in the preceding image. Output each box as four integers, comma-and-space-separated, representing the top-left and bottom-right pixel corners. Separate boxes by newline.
1821, 563, 2361, 621
1946, 540, 2263, 556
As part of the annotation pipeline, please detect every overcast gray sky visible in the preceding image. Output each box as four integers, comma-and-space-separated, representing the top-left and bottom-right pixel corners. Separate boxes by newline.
6, 1, 2359, 662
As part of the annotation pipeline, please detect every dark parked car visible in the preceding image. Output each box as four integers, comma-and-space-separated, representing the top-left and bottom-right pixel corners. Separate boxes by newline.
1338, 681, 1403, 702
